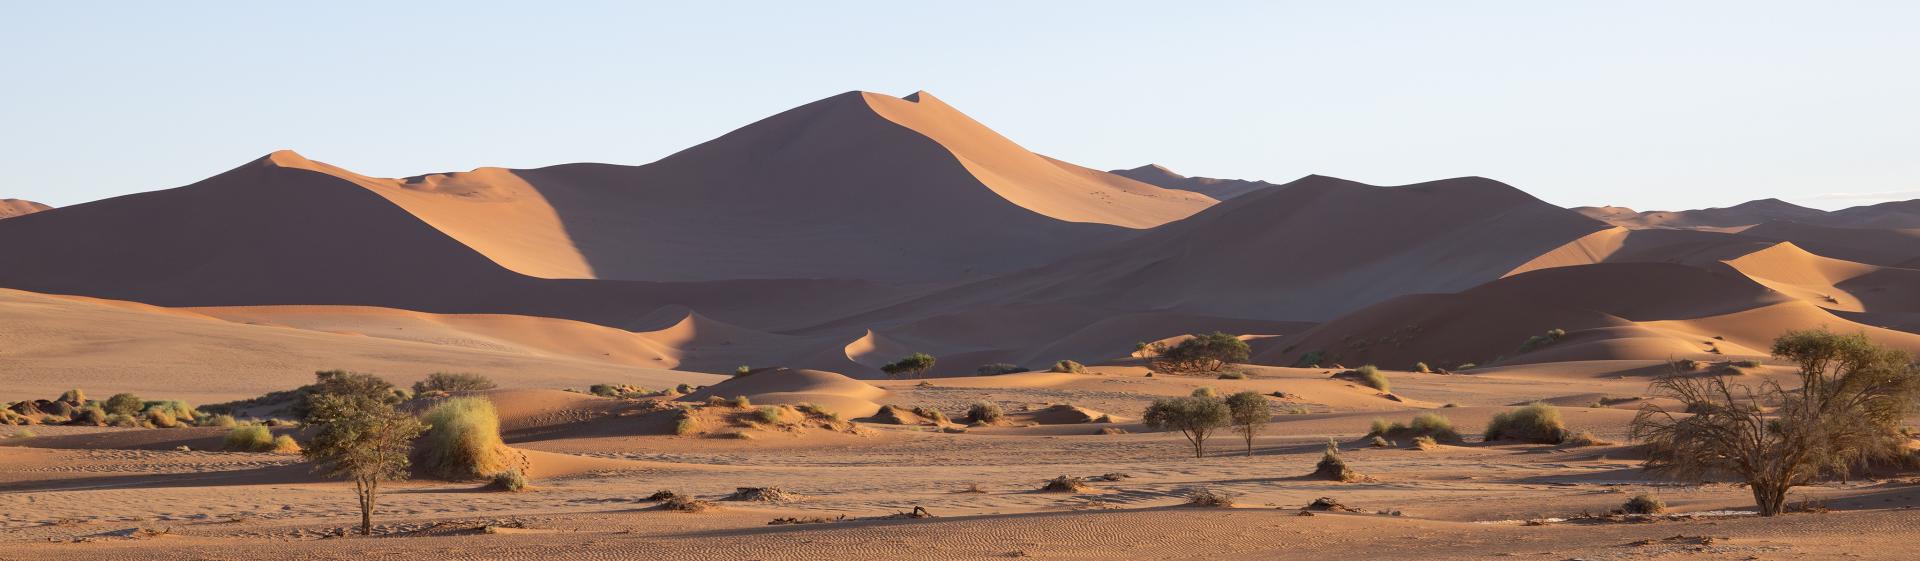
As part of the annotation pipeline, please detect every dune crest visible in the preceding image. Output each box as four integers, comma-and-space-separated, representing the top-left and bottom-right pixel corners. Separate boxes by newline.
0, 198, 50, 219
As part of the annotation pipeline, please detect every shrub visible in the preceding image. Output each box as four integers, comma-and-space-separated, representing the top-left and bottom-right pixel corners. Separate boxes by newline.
1191, 386, 1217, 398
225, 426, 276, 451
294, 370, 402, 421
751, 405, 788, 425
976, 363, 1028, 375
271, 434, 302, 454
965, 401, 1004, 424
1048, 360, 1086, 374
1485, 402, 1567, 444
1336, 366, 1390, 392
1564, 430, 1611, 446
673, 411, 700, 436
1224, 391, 1271, 456
8, 429, 34, 438
412, 372, 497, 394
674, 383, 693, 394
105, 413, 139, 427
1312, 438, 1359, 481
1517, 328, 1568, 353
736, 365, 752, 376
1370, 435, 1391, 447
201, 414, 238, 428
488, 469, 529, 492
1632, 329, 1920, 515
58, 389, 86, 404
1143, 396, 1231, 458
103, 393, 144, 416
73, 406, 107, 426
1293, 350, 1324, 368
1156, 332, 1251, 372
146, 409, 179, 428
1412, 435, 1438, 450
1674, 358, 1701, 370
419, 397, 511, 480
1413, 362, 1432, 373
590, 384, 620, 397
880, 353, 937, 379
1622, 494, 1666, 514
1732, 359, 1762, 368
1456, 363, 1478, 371
795, 403, 838, 421
1217, 371, 1248, 380
144, 400, 198, 423
911, 406, 949, 425
1407, 413, 1461, 442
726, 396, 751, 408
1368, 418, 1400, 437
1186, 487, 1234, 507
1039, 475, 1090, 493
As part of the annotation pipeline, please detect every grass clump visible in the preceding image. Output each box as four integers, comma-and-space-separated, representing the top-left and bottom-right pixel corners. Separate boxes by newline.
271, 434, 301, 454
751, 405, 789, 426
412, 372, 497, 394
1334, 365, 1390, 392
146, 409, 179, 428
1622, 493, 1666, 514
200, 414, 238, 428
911, 406, 949, 425
1039, 475, 1091, 493
1216, 371, 1248, 380
103, 393, 144, 416
1412, 435, 1438, 450
976, 363, 1028, 375
1185, 487, 1234, 507
419, 397, 511, 480
1485, 402, 1567, 444
1190, 386, 1217, 398
1516, 328, 1568, 353
1048, 360, 1086, 374
965, 401, 1004, 424
794, 403, 839, 421
225, 425, 276, 452
1368, 412, 1460, 442
1413, 362, 1432, 373
725, 396, 752, 408
673, 410, 700, 436
1731, 359, 1762, 368
1312, 438, 1360, 482
1563, 430, 1612, 446
488, 469, 529, 492
1369, 435, 1391, 447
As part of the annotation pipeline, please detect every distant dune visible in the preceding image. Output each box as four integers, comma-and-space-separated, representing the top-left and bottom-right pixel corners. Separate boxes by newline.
1109, 164, 1276, 200
0, 198, 49, 219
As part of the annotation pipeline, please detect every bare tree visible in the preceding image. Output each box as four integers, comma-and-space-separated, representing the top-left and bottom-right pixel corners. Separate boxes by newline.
1630, 330, 1919, 515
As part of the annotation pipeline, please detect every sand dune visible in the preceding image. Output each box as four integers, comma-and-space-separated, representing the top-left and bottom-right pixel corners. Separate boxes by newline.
1721, 242, 1920, 314
1575, 198, 1828, 230
0, 288, 716, 403
0, 198, 49, 219
683, 368, 887, 418
1109, 163, 1277, 200
1738, 220, 1920, 267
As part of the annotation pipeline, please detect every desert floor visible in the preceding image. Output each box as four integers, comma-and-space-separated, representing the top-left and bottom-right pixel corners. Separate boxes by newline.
4, 364, 1918, 560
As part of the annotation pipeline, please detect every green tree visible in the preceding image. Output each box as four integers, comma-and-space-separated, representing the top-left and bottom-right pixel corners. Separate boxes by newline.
1224, 391, 1272, 456
881, 353, 938, 379
302, 373, 425, 535
1631, 329, 1920, 515
410, 372, 497, 394
1144, 396, 1231, 458
1155, 332, 1251, 373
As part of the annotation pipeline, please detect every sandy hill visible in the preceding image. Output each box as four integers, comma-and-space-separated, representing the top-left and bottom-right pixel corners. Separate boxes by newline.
0, 198, 49, 219
682, 368, 887, 418
1109, 164, 1277, 200
1737, 220, 1920, 267
325, 90, 1211, 283
1826, 199, 1920, 228
1574, 198, 1830, 230
0, 288, 716, 403
823, 174, 1611, 333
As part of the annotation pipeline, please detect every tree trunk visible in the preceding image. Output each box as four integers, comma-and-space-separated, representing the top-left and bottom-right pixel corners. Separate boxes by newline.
357, 477, 376, 535
1244, 432, 1254, 456
1193, 435, 1206, 458
1752, 480, 1789, 516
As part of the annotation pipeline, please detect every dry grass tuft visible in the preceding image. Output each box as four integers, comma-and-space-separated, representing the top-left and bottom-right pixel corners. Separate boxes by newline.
726, 487, 799, 502
1185, 487, 1235, 507
1039, 475, 1092, 493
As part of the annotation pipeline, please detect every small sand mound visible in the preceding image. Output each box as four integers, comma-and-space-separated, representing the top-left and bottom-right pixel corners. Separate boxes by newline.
867, 405, 935, 425
683, 369, 885, 418
725, 487, 799, 502
640, 490, 683, 502
1027, 404, 1110, 424
658, 495, 715, 512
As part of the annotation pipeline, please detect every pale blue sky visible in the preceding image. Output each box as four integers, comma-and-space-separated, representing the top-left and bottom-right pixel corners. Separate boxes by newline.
3, 1, 1915, 211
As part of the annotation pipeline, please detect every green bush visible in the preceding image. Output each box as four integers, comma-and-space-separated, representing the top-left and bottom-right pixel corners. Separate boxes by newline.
1158, 333, 1251, 372
104, 393, 144, 416
225, 425, 276, 452
1408, 413, 1460, 441
412, 372, 497, 394
419, 397, 510, 480
880, 353, 938, 379
966, 401, 1004, 424
1485, 402, 1567, 444
976, 363, 1028, 375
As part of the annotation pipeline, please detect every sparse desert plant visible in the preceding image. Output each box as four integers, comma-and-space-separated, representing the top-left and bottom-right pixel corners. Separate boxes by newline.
976, 363, 1028, 375
303, 378, 427, 535
1049, 360, 1087, 374
795, 403, 838, 421
1186, 487, 1234, 507
1414, 362, 1432, 373
590, 384, 621, 397
271, 434, 301, 454
1456, 363, 1478, 371
225, 425, 276, 452
912, 406, 950, 425
736, 365, 752, 376
412, 372, 497, 394
1732, 359, 1762, 368
1191, 386, 1217, 398
144, 400, 198, 423
488, 469, 529, 492
673, 410, 700, 436
1564, 430, 1612, 446
660, 494, 715, 512
1039, 475, 1091, 493
105, 413, 138, 427
1224, 391, 1270, 456
751, 405, 788, 425
72, 406, 107, 426
8, 429, 35, 438
1143, 396, 1231, 458
726, 396, 752, 408
1407, 413, 1461, 442
1517, 328, 1568, 353
419, 397, 511, 480
1368, 418, 1401, 437
1217, 371, 1249, 380
1133, 340, 1169, 358
146, 409, 179, 428
1486, 402, 1567, 444
1154, 332, 1251, 373
1632, 329, 1920, 516
103, 393, 144, 416
1370, 435, 1391, 447
1674, 358, 1702, 370
200, 414, 238, 428
674, 383, 694, 394
718, 430, 754, 440
965, 401, 1004, 424
1622, 493, 1666, 514
1350, 365, 1390, 393
1293, 350, 1325, 368
1312, 438, 1359, 481
58, 389, 86, 404
1412, 435, 1438, 450
880, 353, 938, 379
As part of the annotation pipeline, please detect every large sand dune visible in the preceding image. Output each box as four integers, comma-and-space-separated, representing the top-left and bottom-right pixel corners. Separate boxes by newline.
0, 198, 48, 219
1109, 163, 1277, 200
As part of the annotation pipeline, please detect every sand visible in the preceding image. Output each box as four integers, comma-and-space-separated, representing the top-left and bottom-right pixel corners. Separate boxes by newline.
0, 198, 49, 219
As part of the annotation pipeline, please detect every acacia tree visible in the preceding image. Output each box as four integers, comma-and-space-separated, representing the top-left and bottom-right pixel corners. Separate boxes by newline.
881, 353, 937, 379
1153, 332, 1250, 373
1224, 391, 1272, 456
1630, 330, 1920, 515
1144, 395, 1231, 458
303, 376, 426, 535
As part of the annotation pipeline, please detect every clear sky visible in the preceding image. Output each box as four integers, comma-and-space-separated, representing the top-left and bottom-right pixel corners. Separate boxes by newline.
4, 1, 1915, 211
